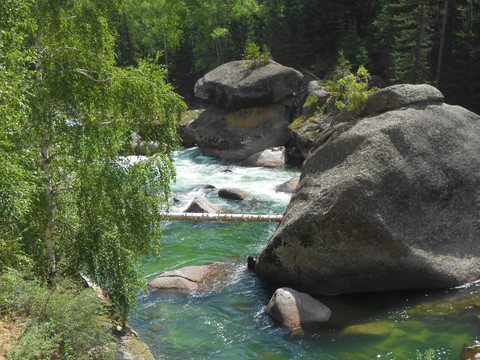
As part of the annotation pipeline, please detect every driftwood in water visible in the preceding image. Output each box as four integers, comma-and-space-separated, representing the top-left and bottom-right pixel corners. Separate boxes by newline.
163, 212, 283, 223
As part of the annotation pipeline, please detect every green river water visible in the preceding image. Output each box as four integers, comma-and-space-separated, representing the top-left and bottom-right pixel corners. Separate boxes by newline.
128, 148, 479, 360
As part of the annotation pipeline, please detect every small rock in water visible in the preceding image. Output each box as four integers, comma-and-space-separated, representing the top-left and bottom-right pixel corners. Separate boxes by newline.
459, 341, 480, 360
193, 184, 216, 191
239, 147, 286, 168
266, 287, 331, 333
184, 196, 222, 213
221, 166, 234, 173
173, 195, 188, 204
274, 178, 299, 193
218, 188, 254, 201
247, 256, 257, 270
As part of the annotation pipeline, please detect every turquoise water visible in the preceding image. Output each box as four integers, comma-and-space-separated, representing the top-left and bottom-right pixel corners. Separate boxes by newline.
128, 148, 479, 360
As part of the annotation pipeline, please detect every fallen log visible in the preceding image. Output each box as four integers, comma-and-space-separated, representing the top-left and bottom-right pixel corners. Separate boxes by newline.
163, 212, 283, 223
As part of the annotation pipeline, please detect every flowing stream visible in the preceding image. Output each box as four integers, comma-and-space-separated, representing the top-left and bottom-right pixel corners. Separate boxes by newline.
128, 147, 479, 360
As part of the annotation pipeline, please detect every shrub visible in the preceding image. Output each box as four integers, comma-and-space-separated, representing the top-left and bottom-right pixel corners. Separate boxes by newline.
0, 270, 117, 359
304, 95, 327, 117
322, 50, 375, 117
243, 39, 271, 67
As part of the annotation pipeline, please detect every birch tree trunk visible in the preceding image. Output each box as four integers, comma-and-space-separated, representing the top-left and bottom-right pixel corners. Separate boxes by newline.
41, 135, 56, 282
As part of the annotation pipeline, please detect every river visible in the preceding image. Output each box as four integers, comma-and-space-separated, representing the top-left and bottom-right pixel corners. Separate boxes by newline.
128, 147, 479, 360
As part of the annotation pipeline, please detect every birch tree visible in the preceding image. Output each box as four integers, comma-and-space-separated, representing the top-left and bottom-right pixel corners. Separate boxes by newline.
0, 0, 186, 322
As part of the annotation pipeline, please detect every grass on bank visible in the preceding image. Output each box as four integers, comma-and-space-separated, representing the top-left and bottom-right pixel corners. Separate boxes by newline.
0, 269, 119, 360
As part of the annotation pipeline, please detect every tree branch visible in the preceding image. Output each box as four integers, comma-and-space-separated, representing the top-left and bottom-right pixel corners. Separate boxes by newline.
54, 219, 79, 232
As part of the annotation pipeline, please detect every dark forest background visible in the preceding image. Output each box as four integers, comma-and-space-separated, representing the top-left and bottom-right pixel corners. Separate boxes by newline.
116, 0, 480, 113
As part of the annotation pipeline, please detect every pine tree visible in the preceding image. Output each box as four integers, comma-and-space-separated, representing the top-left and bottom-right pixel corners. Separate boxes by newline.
374, 0, 440, 83
443, 0, 480, 111
340, 26, 371, 70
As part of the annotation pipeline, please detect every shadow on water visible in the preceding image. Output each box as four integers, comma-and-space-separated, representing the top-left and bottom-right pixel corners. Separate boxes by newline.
131, 256, 479, 359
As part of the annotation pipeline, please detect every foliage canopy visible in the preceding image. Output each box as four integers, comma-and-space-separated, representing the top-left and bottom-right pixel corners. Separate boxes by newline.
116, 0, 480, 114
0, 0, 186, 323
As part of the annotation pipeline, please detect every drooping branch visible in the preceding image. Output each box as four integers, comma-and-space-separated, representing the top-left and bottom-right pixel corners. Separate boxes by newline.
40, 133, 56, 282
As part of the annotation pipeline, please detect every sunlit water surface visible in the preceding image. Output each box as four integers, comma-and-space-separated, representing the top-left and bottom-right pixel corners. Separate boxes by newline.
128, 147, 479, 360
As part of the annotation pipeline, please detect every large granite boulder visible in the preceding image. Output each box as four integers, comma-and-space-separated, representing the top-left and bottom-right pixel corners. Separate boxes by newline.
254, 86, 480, 295
194, 60, 303, 111
288, 115, 330, 159
177, 108, 206, 146
289, 83, 444, 160
299, 81, 331, 118
188, 60, 303, 162
186, 104, 291, 162
365, 83, 444, 114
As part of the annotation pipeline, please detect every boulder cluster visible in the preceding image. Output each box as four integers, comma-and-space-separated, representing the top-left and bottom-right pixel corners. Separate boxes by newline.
179, 60, 304, 166
164, 60, 480, 337
174, 174, 298, 216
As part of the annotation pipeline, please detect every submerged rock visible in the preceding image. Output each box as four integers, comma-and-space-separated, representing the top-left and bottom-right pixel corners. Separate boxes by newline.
221, 166, 234, 173
341, 321, 395, 337
148, 260, 238, 293
148, 265, 212, 291
192, 184, 216, 191
255, 85, 480, 295
404, 286, 480, 319
266, 287, 331, 332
